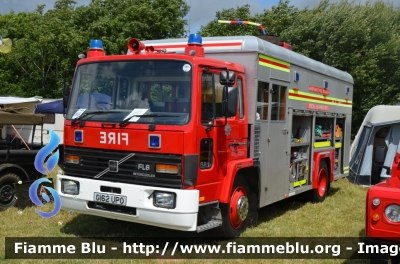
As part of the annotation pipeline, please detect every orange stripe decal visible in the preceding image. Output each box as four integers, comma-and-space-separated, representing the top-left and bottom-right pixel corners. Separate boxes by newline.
258, 54, 290, 72
289, 92, 352, 105
289, 89, 353, 107
259, 57, 290, 69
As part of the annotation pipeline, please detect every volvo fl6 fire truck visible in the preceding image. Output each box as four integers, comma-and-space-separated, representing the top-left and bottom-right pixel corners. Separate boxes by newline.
57, 34, 353, 237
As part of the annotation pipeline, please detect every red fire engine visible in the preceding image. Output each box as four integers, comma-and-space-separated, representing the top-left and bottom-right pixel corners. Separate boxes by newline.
57, 34, 353, 237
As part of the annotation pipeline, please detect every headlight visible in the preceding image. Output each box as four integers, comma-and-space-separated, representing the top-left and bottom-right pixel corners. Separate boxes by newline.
385, 204, 400, 222
61, 179, 79, 195
153, 191, 176, 209
372, 198, 381, 206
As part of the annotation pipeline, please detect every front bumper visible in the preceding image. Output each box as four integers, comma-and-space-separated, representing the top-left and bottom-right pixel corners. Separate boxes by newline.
57, 174, 199, 231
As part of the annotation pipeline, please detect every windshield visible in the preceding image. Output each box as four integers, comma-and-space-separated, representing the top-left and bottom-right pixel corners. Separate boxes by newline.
67, 60, 192, 125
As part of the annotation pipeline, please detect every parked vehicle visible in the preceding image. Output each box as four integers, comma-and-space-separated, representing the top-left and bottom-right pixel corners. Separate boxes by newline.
7, 99, 65, 148
0, 107, 44, 210
349, 105, 400, 185
365, 140, 400, 263
57, 34, 353, 237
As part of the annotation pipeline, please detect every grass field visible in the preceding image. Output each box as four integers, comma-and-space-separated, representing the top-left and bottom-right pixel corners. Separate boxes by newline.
0, 171, 371, 264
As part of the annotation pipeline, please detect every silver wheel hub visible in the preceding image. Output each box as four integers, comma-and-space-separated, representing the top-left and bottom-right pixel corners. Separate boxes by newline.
236, 196, 249, 221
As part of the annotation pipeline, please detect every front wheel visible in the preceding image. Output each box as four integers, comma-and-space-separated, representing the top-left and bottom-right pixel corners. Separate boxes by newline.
219, 176, 257, 237
0, 173, 21, 211
310, 160, 329, 203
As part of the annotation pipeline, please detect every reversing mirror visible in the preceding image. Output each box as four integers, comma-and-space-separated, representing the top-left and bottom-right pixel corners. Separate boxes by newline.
223, 86, 238, 117
62, 83, 70, 109
220, 71, 236, 86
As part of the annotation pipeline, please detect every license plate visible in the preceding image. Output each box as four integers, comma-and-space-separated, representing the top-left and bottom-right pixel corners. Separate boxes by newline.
93, 192, 127, 206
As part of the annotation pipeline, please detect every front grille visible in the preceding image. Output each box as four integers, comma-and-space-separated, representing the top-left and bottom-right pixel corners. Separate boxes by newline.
64, 147, 183, 189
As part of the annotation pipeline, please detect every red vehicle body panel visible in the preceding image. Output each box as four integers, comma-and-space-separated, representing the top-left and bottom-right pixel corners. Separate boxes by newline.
366, 152, 400, 242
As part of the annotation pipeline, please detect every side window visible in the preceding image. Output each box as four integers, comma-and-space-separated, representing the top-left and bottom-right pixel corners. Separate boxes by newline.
237, 77, 244, 119
257, 81, 269, 120
271, 84, 287, 121
201, 72, 213, 123
202, 71, 239, 122
214, 73, 224, 118
200, 138, 213, 169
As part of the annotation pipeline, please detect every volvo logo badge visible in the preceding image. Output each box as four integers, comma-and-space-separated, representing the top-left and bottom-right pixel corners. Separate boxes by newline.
94, 153, 135, 179
109, 160, 119, 172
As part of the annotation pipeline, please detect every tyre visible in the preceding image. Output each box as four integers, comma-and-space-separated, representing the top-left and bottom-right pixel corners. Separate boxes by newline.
219, 176, 257, 237
0, 173, 21, 211
310, 160, 329, 203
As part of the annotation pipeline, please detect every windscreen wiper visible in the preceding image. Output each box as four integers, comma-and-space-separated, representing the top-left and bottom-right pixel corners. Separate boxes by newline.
71, 110, 123, 125
119, 114, 179, 127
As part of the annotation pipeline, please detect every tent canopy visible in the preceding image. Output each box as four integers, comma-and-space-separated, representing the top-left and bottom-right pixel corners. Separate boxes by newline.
35, 99, 64, 114
0, 108, 44, 125
349, 105, 400, 185
0, 96, 42, 105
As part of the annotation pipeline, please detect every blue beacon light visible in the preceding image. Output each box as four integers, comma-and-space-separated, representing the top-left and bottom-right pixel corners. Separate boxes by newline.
149, 135, 161, 149
188, 34, 202, 45
186, 34, 204, 56
90, 39, 103, 50
88, 39, 105, 57
74, 130, 83, 143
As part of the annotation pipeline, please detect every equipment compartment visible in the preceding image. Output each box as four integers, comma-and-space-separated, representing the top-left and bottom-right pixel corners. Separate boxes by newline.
290, 113, 312, 188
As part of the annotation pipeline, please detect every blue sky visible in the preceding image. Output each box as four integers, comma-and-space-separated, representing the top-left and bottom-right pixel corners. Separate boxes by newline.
0, 0, 397, 33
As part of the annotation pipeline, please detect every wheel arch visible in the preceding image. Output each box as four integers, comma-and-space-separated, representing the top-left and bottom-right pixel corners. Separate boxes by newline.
218, 158, 257, 203
236, 166, 260, 204
0, 163, 29, 182
312, 150, 334, 189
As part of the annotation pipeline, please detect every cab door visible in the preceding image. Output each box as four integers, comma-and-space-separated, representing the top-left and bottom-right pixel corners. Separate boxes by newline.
195, 68, 246, 202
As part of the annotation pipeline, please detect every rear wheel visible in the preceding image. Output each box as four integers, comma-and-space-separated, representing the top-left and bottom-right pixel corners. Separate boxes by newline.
0, 173, 21, 211
310, 160, 329, 203
219, 176, 256, 237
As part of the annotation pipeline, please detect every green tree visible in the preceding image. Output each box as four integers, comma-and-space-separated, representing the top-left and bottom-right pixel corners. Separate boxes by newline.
255, 0, 299, 37
199, 1, 299, 37
0, 0, 189, 98
72, 0, 189, 55
0, 1, 84, 98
